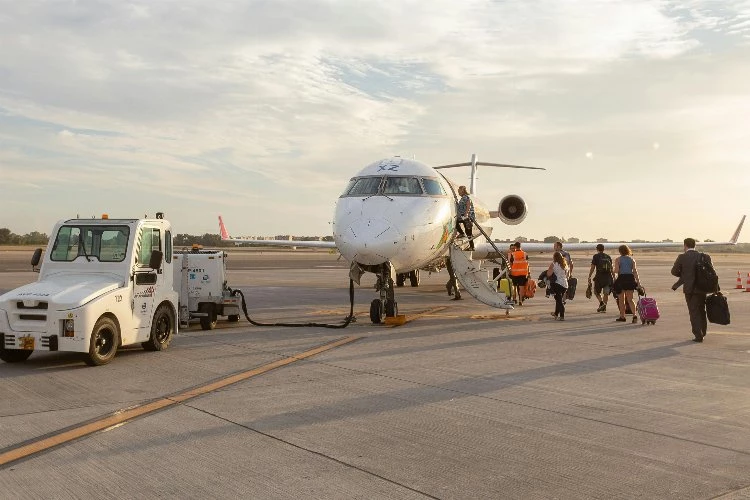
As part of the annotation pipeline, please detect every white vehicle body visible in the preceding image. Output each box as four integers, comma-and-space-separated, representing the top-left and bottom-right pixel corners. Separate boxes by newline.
0, 216, 179, 365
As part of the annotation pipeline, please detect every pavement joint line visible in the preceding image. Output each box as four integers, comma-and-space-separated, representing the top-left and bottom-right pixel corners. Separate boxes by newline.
180, 402, 441, 500
0, 335, 360, 469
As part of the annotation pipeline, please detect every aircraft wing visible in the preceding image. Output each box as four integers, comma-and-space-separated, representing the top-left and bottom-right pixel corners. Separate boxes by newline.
473, 215, 745, 256
218, 215, 337, 249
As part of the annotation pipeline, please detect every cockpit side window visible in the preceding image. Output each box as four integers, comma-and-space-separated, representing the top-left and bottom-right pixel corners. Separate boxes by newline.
421, 178, 446, 195
346, 177, 382, 196
383, 177, 423, 195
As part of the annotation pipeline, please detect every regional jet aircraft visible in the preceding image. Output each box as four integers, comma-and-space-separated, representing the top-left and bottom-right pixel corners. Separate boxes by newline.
220, 154, 745, 324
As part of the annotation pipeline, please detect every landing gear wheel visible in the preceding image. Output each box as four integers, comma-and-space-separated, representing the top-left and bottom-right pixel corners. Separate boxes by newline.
409, 270, 420, 287
370, 299, 385, 324
385, 298, 398, 317
84, 316, 120, 366
396, 273, 406, 287
142, 304, 175, 351
0, 349, 33, 363
199, 303, 217, 330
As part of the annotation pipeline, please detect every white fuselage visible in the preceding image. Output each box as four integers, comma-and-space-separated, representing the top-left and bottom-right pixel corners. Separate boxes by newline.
332, 157, 488, 272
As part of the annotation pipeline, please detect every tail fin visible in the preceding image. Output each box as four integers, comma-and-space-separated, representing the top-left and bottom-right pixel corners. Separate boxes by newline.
730, 215, 746, 244
218, 215, 230, 240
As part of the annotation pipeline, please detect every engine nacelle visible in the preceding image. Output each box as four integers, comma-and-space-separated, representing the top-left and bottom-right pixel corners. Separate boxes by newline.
496, 195, 527, 225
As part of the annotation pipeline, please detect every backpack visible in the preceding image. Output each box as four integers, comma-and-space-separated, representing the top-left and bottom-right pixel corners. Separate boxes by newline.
694, 253, 719, 293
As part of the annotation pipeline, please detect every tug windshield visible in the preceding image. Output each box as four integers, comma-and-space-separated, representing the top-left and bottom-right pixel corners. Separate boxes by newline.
50, 225, 130, 262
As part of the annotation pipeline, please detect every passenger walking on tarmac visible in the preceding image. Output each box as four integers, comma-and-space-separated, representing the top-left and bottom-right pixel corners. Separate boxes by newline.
546, 252, 569, 320
613, 244, 641, 323
509, 241, 530, 306
588, 244, 614, 313
455, 186, 475, 251
670, 238, 710, 342
553, 241, 573, 274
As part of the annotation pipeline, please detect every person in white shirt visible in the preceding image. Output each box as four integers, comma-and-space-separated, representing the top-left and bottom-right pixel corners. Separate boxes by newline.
546, 251, 570, 320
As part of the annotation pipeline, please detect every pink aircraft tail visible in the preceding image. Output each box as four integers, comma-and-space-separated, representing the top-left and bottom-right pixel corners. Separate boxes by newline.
218, 215, 230, 240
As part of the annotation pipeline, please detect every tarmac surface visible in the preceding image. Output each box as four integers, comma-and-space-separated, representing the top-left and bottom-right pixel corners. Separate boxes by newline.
2, 248, 750, 499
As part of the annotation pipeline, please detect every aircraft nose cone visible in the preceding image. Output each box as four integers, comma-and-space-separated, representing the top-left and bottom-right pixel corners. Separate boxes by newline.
336, 217, 402, 265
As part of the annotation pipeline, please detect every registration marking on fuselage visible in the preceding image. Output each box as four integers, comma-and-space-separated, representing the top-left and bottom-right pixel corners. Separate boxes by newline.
0, 336, 360, 468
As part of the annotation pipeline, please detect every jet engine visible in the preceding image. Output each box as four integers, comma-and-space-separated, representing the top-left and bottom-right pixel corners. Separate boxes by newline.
496, 195, 527, 225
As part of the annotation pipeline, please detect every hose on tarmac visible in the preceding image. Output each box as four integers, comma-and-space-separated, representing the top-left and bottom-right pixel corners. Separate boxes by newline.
230, 279, 355, 329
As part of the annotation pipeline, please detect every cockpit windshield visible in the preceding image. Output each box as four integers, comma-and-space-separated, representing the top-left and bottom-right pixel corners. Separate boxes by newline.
347, 177, 382, 196
383, 177, 422, 195
342, 176, 446, 197
50, 225, 130, 262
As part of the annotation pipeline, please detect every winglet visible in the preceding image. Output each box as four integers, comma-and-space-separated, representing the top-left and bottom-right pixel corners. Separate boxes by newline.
729, 215, 745, 244
218, 215, 230, 240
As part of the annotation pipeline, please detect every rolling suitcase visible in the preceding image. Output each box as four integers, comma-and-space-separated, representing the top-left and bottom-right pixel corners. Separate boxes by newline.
706, 292, 730, 325
566, 277, 578, 300
637, 295, 660, 325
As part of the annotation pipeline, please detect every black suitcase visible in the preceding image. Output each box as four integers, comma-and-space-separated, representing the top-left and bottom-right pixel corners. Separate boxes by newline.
706, 292, 730, 325
566, 277, 578, 300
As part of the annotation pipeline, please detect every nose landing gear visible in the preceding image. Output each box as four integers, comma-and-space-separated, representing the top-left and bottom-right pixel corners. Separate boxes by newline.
370, 262, 398, 324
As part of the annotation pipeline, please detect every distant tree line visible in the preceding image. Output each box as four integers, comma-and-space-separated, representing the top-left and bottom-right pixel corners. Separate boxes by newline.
0, 228, 49, 245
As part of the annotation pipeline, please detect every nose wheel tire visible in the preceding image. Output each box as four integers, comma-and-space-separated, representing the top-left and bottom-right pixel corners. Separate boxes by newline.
385, 298, 398, 317
370, 299, 385, 324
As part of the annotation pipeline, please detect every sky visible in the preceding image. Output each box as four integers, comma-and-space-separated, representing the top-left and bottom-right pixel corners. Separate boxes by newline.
1, 0, 749, 243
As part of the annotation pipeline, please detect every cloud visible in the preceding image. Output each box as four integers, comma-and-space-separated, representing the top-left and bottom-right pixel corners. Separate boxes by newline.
0, 0, 749, 240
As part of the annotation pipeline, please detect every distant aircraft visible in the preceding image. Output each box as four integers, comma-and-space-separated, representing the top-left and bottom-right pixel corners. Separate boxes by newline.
219, 155, 745, 323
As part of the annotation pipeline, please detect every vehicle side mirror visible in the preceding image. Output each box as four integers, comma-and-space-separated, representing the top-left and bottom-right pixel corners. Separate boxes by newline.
149, 250, 164, 270
31, 248, 43, 271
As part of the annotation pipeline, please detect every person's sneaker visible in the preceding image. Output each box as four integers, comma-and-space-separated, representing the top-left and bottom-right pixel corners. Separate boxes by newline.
615, 317, 626, 322
596, 303, 606, 313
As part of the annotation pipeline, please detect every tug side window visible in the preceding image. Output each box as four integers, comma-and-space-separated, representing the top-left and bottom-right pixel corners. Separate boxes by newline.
137, 228, 161, 267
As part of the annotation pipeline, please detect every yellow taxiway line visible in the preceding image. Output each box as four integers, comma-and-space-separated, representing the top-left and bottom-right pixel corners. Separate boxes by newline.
0, 336, 359, 468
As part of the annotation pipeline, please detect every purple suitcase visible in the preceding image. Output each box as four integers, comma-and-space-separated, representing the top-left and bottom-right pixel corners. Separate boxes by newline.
637, 296, 660, 325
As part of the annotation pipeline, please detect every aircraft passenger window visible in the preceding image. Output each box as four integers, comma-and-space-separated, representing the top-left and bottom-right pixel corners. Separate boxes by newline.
347, 177, 382, 196
383, 177, 422, 195
421, 178, 446, 195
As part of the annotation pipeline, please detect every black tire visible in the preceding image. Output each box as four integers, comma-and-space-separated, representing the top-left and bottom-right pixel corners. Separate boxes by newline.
409, 270, 420, 287
0, 349, 33, 363
396, 273, 406, 287
385, 298, 398, 317
227, 314, 240, 323
199, 303, 217, 330
84, 316, 119, 366
370, 299, 385, 324
142, 304, 175, 351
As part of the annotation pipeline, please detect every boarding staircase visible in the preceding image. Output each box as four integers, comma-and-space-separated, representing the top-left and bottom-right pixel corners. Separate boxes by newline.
449, 233, 514, 311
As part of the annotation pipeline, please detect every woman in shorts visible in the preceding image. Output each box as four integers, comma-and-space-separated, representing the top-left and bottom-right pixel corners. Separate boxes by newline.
613, 244, 641, 323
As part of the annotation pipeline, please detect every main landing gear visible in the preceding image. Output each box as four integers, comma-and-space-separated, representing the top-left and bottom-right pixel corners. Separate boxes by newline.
395, 270, 420, 287
370, 263, 398, 324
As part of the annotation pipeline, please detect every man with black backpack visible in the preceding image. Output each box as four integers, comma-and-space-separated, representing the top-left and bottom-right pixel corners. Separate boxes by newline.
671, 237, 717, 342
588, 244, 614, 313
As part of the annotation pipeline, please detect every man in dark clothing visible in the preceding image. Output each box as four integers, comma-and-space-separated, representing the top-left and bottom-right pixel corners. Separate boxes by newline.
671, 237, 711, 342
588, 244, 613, 313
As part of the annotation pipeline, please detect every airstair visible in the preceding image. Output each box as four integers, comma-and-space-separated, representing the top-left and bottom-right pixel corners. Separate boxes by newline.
449, 243, 514, 311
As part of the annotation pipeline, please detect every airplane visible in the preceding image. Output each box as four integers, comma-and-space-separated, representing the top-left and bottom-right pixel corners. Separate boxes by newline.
219, 154, 745, 324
